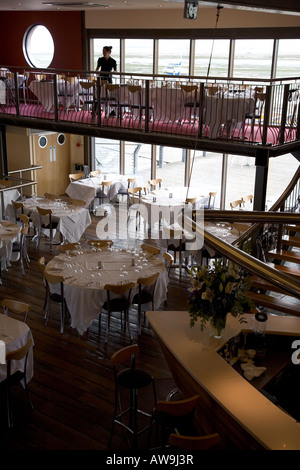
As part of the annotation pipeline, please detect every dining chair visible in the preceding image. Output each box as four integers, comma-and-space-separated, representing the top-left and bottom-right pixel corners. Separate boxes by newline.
89, 169, 101, 177
101, 281, 136, 343
230, 199, 243, 209
87, 239, 114, 248
168, 432, 221, 450
1, 298, 31, 323
128, 85, 154, 127
180, 84, 200, 126
132, 271, 160, 334
98, 180, 113, 206
36, 207, 59, 251
105, 84, 130, 120
68, 172, 85, 183
244, 87, 266, 140
43, 270, 67, 334
163, 227, 186, 273
79, 80, 96, 115
148, 178, 162, 191
58, 76, 77, 112
117, 177, 136, 204
127, 186, 143, 231
4, 337, 34, 428
109, 343, 157, 450
204, 83, 219, 96
148, 395, 201, 449
11, 213, 30, 275
241, 194, 254, 207
141, 243, 160, 256
202, 191, 217, 210
11, 199, 24, 222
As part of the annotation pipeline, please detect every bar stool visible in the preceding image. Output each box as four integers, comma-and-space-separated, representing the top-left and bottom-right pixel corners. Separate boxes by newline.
109, 344, 157, 449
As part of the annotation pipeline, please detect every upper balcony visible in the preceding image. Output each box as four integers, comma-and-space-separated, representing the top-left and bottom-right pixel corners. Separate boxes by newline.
1, 66, 300, 159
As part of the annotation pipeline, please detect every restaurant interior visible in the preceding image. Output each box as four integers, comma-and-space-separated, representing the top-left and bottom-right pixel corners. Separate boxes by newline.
0, 0, 299, 452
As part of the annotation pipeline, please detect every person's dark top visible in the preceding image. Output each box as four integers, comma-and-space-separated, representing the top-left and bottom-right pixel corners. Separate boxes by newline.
97, 56, 117, 82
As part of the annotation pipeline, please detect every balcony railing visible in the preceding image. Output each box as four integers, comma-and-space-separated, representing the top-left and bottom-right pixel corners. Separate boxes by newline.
1, 66, 300, 149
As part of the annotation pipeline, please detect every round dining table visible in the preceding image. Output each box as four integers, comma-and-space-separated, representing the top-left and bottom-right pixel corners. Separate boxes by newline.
0, 313, 34, 383
0, 220, 21, 276
140, 187, 206, 236
45, 244, 169, 335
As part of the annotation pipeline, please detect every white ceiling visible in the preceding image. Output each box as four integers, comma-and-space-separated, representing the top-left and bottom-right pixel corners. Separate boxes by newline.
0, 0, 186, 11
1, 0, 300, 14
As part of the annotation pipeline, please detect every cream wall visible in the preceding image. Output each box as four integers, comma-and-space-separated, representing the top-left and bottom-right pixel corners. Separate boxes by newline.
85, 7, 300, 29
6, 126, 31, 172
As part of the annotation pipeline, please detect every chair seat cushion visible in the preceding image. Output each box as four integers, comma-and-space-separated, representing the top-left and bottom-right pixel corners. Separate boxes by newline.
117, 368, 152, 389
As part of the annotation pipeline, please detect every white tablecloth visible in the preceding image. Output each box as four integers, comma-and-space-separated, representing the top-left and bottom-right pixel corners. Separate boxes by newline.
0, 220, 20, 261
29, 79, 82, 112
45, 246, 168, 335
23, 197, 91, 243
204, 92, 255, 138
0, 313, 34, 383
66, 173, 145, 206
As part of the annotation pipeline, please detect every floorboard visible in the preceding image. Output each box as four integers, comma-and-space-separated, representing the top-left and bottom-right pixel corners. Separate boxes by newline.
0, 212, 190, 450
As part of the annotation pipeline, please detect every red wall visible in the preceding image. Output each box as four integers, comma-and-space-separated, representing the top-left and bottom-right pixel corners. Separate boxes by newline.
0, 11, 83, 71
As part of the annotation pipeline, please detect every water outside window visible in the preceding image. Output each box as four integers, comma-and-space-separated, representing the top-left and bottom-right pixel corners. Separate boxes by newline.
92, 39, 120, 72
158, 39, 190, 76
23, 25, 54, 68
233, 39, 273, 78
194, 40, 230, 77
124, 39, 154, 76
276, 39, 300, 78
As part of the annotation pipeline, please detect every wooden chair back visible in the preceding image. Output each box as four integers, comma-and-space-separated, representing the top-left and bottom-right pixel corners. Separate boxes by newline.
230, 199, 243, 209
6, 337, 33, 362
110, 343, 139, 366
141, 244, 160, 255
69, 172, 85, 182
56, 243, 80, 252
137, 272, 160, 287
1, 299, 31, 323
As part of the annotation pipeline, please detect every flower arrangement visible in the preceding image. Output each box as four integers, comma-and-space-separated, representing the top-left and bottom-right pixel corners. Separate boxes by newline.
187, 259, 254, 335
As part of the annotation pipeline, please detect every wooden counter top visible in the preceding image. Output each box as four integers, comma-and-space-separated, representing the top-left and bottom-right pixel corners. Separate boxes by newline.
146, 311, 300, 450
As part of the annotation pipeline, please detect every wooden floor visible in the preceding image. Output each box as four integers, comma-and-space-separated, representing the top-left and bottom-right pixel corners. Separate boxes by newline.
0, 213, 191, 450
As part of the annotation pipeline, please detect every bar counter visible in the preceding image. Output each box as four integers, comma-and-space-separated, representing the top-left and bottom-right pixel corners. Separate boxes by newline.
146, 311, 300, 450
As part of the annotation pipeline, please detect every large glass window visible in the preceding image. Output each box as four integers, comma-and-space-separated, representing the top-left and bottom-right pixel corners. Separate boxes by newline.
94, 138, 120, 174
266, 154, 299, 209
189, 151, 222, 209
156, 146, 186, 187
124, 39, 154, 76
276, 39, 300, 78
92, 39, 120, 72
124, 142, 152, 180
226, 155, 256, 210
233, 40, 274, 78
194, 40, 230, 77
158, 40, 190, 76
23, 25, 54, 68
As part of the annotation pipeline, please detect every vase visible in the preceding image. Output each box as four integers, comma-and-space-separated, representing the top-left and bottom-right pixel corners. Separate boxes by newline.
209, 315, 227, 339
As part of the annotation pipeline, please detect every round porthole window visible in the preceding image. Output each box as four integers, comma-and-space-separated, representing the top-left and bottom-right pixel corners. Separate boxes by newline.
38, 135, 48, 148
23, 25, 54, 68
57, 133, 66, 145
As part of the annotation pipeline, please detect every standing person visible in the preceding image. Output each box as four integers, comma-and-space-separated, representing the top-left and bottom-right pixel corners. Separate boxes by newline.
96, 46, 117, 84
